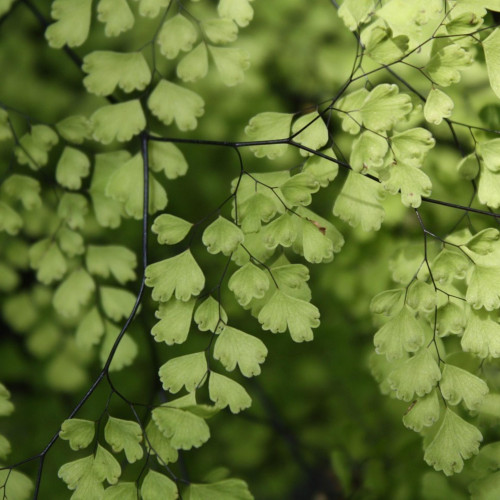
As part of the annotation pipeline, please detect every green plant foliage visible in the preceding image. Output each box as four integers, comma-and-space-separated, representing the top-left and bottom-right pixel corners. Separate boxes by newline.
104, 416, 143, 463
5, 1, 500, 498
60, 419, 96, 451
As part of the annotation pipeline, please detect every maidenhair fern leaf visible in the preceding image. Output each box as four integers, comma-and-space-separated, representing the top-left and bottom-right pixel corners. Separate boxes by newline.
245, 112, 293, 159
1, 174, 41, 210
337, 0, 374, 31
402, 390, 441, 432
461, 308, 500, 358
238, 192, 277, 233
484, 28, 500, 99
194, 296, 227, 333
45, 0, 92, 48
440, 364, 489, 410
209, 46, 250, 86
152, 299, 196, 344
159, 352, 207, 393
333, 171, 385, 231
380, 162, 432, 208
55, 147, 90, 190
228, 262, 269, 306
86, 245, 137, 284
104, 416, 143, 463
152, 214, 192, 245
302, 149, 338, 187
390, 128, 435, 168
83, 51, 151, 96
280, 173, 320, 206
349, 131, 388, 173
141, 470, 178, 500
157, 14, 197, 59
56, 115, 91, 144
146, 251, 205, 302
60, 419, 96, 450
100, 322, 138, 372
370, 288, 405, 316
105, 153, 167, 219
90, 151, 128, 228
387, 348, 441, 402
257, 289, 320, 342
93, 444, 122, 484
0, 202, 21, 235
479, 139, 500, 172
100, 287, 136, 321
53, 268, 95, 318
208, 372, 252, 413
202, 216, 244, 255
144, 420, 178, 465
76, 307, 105, 349
149, 141, 189, 179
58, 193, 88, 229
363, 24, 408, 64
58, 455, 94, 490
185, 479, 253, 500
424, 88, 454, 125
424, 408, 482, 475
97, 0, 135, 37
15, 124, 58, 170
91, 100, 146, 144
103, 482, 138, 500
374, 305, 426, 361
359, 84, 412, 131
426, 42, 473, 87
213, 325, 267, 376
261, 213, 296, 249
177, 43, 209, 82
29, 239, 67, 284
466, 264, 500, 311
148, 80, 205, 131
406, 280, 436, 313
134, 0, 170, 18
152, 405, 210, 450
218, 0, 254, 27
202, 18, 238, 44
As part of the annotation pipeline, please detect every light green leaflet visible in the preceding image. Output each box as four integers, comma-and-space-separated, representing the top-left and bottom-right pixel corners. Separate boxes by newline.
424, 408, 482, 475
60, 419, 95, 450
209, 372, 252, 413
152, 299, 196, 345
245, 112, 292, 158
483, 28, 500, 99
86, 245, 137, 284
152, 404, 210, 450
104, 416, 143, 463
374, 305, 426, 361
148, 80, 205, 131
55, 147, 90, 190
141, 470, 177, 500
97, 0, 135, 37
157, 14, 197, 59
258, 289, 320, 342
45, 0, 92, 48
214, 325, 267, 377
83, 51, 151, 96
218, 0, 254, 27
424, 88, 454, 125
159, 352, 207, 393
91, 100, 146, 144
402, 390, 440, 432
387, 347, 441, 402
53, 268, 95, 317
